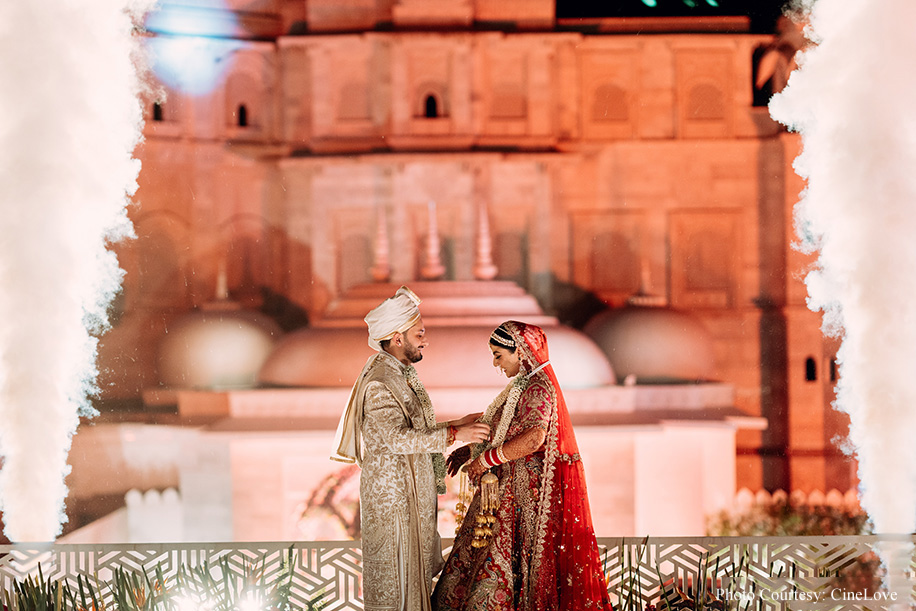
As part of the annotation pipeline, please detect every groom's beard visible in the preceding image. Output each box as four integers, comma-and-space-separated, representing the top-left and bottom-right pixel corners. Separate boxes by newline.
403, 338, 423, 363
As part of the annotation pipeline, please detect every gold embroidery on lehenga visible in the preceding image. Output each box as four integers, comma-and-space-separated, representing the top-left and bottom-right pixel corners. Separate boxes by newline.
526, 369, 559, 601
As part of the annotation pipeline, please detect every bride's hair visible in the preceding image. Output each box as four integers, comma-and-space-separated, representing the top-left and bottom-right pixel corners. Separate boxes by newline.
489, 323, 516, 352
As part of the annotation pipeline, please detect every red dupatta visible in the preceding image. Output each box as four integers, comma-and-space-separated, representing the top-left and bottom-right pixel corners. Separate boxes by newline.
503, 321, 612, 611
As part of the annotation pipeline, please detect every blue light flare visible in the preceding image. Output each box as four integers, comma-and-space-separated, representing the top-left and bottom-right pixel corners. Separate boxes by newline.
144, 2, 240, 96
147, 35, 240, 97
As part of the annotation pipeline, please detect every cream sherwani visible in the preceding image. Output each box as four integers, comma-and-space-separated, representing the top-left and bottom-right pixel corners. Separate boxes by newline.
357, 350, 447, 611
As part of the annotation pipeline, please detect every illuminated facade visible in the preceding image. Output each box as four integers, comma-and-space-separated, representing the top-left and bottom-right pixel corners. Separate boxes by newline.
78, 0, 851, 540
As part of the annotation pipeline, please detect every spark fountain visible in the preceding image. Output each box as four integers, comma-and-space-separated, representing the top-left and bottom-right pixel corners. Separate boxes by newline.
0, 0, 154, 541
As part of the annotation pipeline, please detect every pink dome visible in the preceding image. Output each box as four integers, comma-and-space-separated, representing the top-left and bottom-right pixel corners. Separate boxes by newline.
158, 305, 282, 389
258, 324, 615, 389
584, 307, 715, 383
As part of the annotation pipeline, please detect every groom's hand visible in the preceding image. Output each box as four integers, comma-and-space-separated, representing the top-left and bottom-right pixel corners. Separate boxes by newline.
446, 445, 471, 477
455, 422, 490, 444
450, 412, 484, 427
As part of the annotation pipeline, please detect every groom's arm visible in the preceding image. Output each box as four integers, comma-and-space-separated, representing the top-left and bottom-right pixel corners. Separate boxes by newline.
363, 381, 448, 455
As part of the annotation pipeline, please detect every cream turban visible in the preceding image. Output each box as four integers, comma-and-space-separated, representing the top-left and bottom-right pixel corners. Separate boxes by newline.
364, 286, 422, 351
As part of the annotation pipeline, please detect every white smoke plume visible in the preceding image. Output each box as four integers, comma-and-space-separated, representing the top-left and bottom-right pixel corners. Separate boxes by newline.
0, 0, 154, 541
770, 0, 916, 536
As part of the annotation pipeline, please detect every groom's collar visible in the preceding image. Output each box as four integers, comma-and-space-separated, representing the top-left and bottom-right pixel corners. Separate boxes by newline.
378, 348, 409, 372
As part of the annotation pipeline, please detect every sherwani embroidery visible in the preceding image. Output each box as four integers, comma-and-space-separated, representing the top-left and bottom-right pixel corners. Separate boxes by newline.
359, 351, 448, 611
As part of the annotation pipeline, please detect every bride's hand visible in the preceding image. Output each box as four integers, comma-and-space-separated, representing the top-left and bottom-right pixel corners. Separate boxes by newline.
450, 412, 484, 427
465, 458, 487, 483
446, 445, 472, 477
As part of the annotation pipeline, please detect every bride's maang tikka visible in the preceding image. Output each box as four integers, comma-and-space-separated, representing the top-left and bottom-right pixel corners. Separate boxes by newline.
489, 325, 515, 350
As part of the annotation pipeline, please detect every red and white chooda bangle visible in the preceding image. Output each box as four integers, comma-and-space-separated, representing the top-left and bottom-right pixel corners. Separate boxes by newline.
479, 445, 508, 469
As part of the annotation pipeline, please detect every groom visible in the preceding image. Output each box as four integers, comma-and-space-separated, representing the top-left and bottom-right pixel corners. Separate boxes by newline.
332, 286, 489, 611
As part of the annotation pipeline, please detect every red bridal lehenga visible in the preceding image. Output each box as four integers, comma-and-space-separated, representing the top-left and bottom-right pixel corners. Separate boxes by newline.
432, 321, 613, 611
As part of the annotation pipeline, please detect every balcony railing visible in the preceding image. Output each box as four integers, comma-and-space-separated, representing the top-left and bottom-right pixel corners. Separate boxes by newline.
0, 536, 913, 610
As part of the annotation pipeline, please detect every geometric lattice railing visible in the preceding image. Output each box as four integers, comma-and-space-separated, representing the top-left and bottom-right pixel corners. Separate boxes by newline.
598, 535, 915, 611
1, 536, 913, 610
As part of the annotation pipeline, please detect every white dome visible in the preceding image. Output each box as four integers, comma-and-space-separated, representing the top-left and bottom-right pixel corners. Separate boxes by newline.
258, 324, 615, 390
584, 307, 715, 383
158, 305, 282, 389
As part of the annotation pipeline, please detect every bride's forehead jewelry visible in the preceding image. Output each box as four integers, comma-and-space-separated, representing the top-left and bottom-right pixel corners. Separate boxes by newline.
490, 327, 515, 349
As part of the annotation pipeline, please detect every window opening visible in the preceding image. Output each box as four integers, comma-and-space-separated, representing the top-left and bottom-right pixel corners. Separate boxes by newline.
805, 357, 817, 382
424, 95, 438, 118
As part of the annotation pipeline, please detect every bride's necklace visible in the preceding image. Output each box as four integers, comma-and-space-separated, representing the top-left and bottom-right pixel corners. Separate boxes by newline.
474, 361, 550, 458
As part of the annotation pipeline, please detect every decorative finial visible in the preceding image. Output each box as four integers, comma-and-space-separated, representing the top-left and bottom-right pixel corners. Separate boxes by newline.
627, 257, 667, 307
421, 200, 445, 280
371, 204, 391, 282
215, 260, 229, 301
473, 197, 498, 280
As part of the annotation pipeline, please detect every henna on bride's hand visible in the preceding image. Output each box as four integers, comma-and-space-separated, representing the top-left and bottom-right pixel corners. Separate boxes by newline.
465, 459, 486, 482
446, 445, 471, 476
446, 456, 461, 477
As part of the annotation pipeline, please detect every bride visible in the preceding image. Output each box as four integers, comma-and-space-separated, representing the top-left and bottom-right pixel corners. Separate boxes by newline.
432, 321, 612, 611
